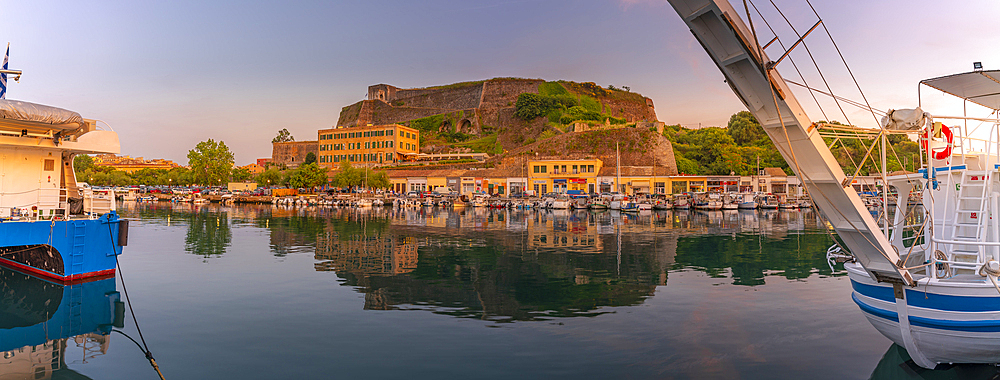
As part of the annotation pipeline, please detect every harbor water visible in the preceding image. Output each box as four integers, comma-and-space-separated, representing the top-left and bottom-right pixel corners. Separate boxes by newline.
3, 202, 999, 379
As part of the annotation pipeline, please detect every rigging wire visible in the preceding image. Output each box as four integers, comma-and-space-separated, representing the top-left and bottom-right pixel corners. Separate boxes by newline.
746, 0, 830, 122
741, 0, 901, 267
107, 220, 166, 380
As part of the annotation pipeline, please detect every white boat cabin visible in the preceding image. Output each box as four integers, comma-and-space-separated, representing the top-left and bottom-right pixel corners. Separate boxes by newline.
0, 100, 120, 219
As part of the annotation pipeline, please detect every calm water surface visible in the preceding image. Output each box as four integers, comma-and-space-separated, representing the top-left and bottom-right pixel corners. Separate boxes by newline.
3, 203, 998, 379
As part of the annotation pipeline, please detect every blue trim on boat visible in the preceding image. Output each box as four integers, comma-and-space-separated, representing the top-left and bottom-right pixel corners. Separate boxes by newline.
851, 280, 1000, 312
918, 165, 967, 178
852, 293, 1000, 332
852, 293, 898, 322
850, 280, 895, 302
908, 315, 1000, 332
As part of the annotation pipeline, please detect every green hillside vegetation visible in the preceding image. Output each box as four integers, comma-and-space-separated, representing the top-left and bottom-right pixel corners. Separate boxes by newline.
515, 81, 627, 127
404, 81, 641, 156
666, 111, 922, 176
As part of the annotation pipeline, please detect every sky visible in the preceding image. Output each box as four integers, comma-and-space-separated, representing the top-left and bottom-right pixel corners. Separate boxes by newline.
0, 0, 997, 165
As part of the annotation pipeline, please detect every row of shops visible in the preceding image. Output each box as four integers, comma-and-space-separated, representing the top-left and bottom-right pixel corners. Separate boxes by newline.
385, 159, 887, 196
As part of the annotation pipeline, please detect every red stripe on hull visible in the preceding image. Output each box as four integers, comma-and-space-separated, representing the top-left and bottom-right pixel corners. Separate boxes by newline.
0, 256, 116, 284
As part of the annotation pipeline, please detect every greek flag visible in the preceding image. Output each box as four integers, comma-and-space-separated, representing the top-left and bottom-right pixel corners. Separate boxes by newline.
0, 45, 7, 99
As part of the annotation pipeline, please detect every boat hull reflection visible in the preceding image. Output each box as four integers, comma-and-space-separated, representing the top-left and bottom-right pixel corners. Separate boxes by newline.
0, 268, 122, 379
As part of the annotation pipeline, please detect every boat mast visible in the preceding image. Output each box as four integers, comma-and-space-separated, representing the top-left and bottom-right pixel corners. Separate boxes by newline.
616, 142, 622, 194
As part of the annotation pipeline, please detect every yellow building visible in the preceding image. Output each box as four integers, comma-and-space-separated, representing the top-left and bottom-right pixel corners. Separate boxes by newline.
317, 124, 420, 169
667, 175, 708, 193
527, 159, 603, 195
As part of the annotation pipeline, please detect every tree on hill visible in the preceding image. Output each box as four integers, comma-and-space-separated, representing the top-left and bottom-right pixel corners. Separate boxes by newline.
727, 111, 767, 145
187, 139, 234, 186
272, 128, 294, 143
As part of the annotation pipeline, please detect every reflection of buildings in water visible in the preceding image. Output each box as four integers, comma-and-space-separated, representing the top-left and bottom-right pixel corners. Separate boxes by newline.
315, 232, 419, 276
527, 211, 602, 251
0, 335, 108, 380
0, 269, 120, 380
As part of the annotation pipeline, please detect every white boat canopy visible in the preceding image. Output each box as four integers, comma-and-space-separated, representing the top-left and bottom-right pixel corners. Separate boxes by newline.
0, 99, 88, 136
921, 70, 1000, 111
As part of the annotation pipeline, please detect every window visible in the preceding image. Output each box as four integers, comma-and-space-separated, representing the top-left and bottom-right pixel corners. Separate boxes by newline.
541, 165, 547, 173
588, 165, 595, 173
561, 165, 567, 173
672, 181, 687, 194
572, 165, 578, 174
44, 159, 54, 171
533, 166, 540, 173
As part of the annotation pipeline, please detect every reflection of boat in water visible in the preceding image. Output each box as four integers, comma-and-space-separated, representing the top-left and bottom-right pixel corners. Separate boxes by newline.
0, 267, 123, 378
869, 344, 1000, 380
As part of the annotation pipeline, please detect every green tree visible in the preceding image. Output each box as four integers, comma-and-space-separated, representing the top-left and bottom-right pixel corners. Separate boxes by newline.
74, 154, 94, 175
187, 139, 235, 186
132, 168, 166, 185
231, 167, 252, 182
366, 170, 391, 189
304, 152, 317, 165
272, 128, 294, 143
727, 111, 767, 145
332, 161, 363, 189
288, 163, 328, 189
514, 93, 555, 121
256, 168, 283, 187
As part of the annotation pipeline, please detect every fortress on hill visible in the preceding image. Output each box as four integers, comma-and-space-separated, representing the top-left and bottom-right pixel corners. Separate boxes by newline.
336, 78, 658, 134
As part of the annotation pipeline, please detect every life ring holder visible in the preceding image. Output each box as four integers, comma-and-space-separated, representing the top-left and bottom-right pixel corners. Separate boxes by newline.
922, 123, 953, 161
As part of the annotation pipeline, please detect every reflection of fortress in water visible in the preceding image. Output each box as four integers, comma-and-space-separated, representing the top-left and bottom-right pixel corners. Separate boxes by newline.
315, 232, 418, 275
122, 203, 832, 321
0, 268, 122, 379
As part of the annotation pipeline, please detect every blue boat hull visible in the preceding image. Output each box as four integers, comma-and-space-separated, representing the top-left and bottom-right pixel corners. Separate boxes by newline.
847, 262, 1000, 366
0, 212, 124, 282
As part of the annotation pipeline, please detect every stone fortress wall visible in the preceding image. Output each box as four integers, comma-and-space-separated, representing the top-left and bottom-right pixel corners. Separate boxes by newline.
338, 78, 657, 135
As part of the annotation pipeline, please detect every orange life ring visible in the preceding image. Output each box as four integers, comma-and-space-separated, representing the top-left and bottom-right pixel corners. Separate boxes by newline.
922, 124, 953, 160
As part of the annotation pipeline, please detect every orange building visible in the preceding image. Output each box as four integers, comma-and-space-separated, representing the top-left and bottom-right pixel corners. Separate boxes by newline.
317, 124, 419, 169
92, 154, 180, 173
241, 163, 266, 175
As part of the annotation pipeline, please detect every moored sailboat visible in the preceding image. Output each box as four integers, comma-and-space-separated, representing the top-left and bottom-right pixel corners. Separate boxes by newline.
666, 0, 1000, 368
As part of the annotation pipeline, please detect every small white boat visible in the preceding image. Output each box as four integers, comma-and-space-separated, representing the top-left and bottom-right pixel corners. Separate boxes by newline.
737, 193, 757, 209
551, 197, 571, 209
